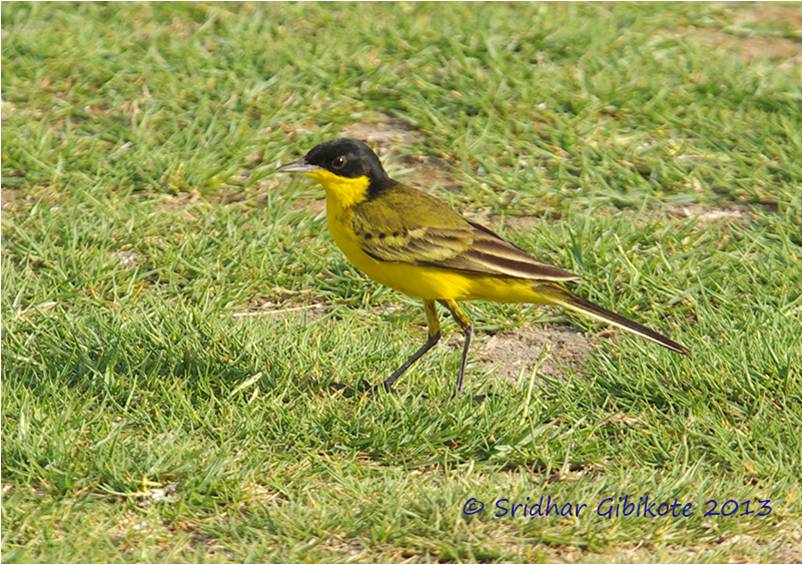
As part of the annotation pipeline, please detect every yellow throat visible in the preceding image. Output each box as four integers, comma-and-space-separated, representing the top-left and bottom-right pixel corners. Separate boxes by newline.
306, 169, 370, 209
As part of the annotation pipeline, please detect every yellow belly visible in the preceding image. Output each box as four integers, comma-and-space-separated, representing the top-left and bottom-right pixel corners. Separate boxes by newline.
326, 200, 544, 303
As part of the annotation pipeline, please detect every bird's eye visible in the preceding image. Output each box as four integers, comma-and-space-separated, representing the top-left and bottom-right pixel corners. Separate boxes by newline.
331, 156, 346, 169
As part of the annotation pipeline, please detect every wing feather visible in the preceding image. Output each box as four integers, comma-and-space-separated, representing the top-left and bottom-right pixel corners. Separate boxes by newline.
352, 184, 578, 282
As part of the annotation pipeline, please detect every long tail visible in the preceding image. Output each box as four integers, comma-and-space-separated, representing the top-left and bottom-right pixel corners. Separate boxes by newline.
537, 284, 689, 355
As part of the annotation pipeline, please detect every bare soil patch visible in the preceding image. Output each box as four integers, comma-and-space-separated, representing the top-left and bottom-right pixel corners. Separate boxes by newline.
458, 212, 548, 238
501, 214, 545, 232
341, 113, 423, 149
475, 325, 597, 383
695, 28, 801, 64
739, 34, 800, 63
402, 154, 461, 194
673, 13, 800, 66
739, 3, 801, 31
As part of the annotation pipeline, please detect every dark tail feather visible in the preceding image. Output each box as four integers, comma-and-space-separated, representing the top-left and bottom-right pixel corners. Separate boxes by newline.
539, 285, 689, 355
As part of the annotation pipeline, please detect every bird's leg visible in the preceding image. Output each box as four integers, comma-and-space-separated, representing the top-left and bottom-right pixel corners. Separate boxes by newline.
380, 300, 441, 392
439, 299, 473, 397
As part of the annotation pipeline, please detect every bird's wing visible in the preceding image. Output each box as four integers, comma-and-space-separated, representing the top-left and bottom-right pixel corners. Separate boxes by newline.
352, 184, 578, 282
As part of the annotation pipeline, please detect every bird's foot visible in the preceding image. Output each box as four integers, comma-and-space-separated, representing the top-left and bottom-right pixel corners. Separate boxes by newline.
357, 379, 392, 395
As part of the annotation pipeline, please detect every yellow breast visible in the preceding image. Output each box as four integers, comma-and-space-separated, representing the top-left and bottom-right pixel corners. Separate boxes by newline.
309, 169, 542, 304
324, 193, 465, 299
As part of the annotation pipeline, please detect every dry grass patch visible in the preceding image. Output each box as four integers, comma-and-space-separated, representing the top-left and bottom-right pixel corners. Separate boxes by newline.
665, 203, 752, 225
316, 535, 366, 561
233, 299, 326, 321
1, 187, 30, 212
234, 286, 327, 320
1, 184, 66, 214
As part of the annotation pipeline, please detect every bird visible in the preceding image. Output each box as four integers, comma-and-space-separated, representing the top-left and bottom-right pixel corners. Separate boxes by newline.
277, 138, 688, 396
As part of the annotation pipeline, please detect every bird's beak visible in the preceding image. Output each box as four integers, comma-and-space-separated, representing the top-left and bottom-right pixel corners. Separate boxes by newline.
277, 158, 321, 173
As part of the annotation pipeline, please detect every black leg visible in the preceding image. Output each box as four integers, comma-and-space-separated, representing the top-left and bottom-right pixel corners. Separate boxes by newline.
378, 300, 441, 392
439, 299, 473, 397
454, 323, 473, 397
382, 331, 440, 390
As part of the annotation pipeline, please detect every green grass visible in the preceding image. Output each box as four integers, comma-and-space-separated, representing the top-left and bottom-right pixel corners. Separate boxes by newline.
2, 2, 801, 562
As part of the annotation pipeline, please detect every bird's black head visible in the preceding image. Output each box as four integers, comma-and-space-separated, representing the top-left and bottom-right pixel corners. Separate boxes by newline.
277, 138, 393, 192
